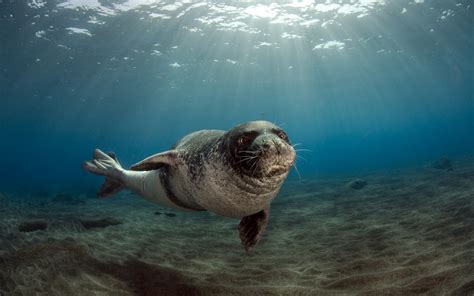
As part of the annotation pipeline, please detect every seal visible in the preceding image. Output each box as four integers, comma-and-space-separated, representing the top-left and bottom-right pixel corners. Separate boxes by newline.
83, 120, 295, 250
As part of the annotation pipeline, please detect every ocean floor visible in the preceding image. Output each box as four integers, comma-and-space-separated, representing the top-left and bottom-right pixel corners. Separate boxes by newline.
0, 158, 473, 296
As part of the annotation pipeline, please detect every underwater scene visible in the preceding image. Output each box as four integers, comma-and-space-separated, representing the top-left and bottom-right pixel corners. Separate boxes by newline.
1, 0, 473, 295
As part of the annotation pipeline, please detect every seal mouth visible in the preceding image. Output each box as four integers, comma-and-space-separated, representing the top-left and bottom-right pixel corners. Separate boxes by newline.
236, 147, 295, 178
266, 165, 290, 176
237, 150, 263, 174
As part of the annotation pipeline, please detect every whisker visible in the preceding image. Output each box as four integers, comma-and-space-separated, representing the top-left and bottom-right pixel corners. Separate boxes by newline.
237, 158, 250, 164
293, 163, 302, 179
249, 159, 258, 170
237, 150, 258, 155
295, 148, 312, 153
237, 156, 258, 163
272, 119, 286, 128
292, 143, 302, 148
250, 159, 260, 178
296, 155, 307, 162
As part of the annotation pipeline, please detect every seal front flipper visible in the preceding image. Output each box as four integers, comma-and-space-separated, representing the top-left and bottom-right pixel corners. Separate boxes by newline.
130, 150, 181, 171
238, 207, 270, 251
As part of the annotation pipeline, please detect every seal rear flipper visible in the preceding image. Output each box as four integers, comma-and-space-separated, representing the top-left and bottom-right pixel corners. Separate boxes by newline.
130, 150, 181, 171
97, 177, 124, 198
238, 207, 270, 251
83, 149, 125, 198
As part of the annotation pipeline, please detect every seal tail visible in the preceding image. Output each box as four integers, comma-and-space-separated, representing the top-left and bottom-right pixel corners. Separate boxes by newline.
83, 149, 125, 198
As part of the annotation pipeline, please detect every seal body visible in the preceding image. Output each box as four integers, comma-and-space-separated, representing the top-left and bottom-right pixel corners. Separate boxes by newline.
83, 120, 296, 249
166, 129, 288, 217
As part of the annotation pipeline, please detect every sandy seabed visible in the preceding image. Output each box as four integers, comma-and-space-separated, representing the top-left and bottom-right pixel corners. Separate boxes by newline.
0, 159, 473, 296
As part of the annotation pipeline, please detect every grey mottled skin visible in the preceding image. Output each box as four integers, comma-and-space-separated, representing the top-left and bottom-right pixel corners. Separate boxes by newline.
83, 121, 296, 250
163, 122, 294, 217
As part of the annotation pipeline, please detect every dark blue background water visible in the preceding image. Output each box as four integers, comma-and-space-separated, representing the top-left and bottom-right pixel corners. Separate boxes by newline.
1, 0, 472, 192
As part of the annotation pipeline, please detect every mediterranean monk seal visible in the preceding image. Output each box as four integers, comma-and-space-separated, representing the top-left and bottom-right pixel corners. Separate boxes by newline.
83, 120, 295, 250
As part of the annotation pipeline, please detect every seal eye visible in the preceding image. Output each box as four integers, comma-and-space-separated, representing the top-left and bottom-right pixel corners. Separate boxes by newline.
237, 134, 253, 146
277, 131, 288, 141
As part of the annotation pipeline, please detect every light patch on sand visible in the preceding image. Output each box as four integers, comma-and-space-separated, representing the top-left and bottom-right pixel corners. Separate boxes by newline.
313, 40, 345, 50
169, 62, 181, 68
66, 27, 93, 37
401, 7, 407, 13
226, 59, 237, 65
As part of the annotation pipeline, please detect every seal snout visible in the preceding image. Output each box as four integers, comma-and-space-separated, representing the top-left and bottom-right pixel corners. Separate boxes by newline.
254, 136, 277, 154
252, 134, 296, 177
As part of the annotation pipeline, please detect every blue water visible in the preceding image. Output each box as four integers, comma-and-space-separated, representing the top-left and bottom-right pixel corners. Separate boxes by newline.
0, 0, 472, 192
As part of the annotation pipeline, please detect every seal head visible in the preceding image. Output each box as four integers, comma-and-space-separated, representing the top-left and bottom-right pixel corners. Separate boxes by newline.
223, 120, 295, 181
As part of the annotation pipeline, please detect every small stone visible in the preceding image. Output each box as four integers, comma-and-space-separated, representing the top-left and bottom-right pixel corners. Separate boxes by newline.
348, 179, 368, 190
165, 213, 176, 217
18, 220, 48, 232
154, 211, 162, 215
79, 217, 122, 229
433, 157, 453, 170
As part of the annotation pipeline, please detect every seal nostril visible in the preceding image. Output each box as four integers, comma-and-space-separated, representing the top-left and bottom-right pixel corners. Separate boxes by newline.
261, 140, 271, 150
